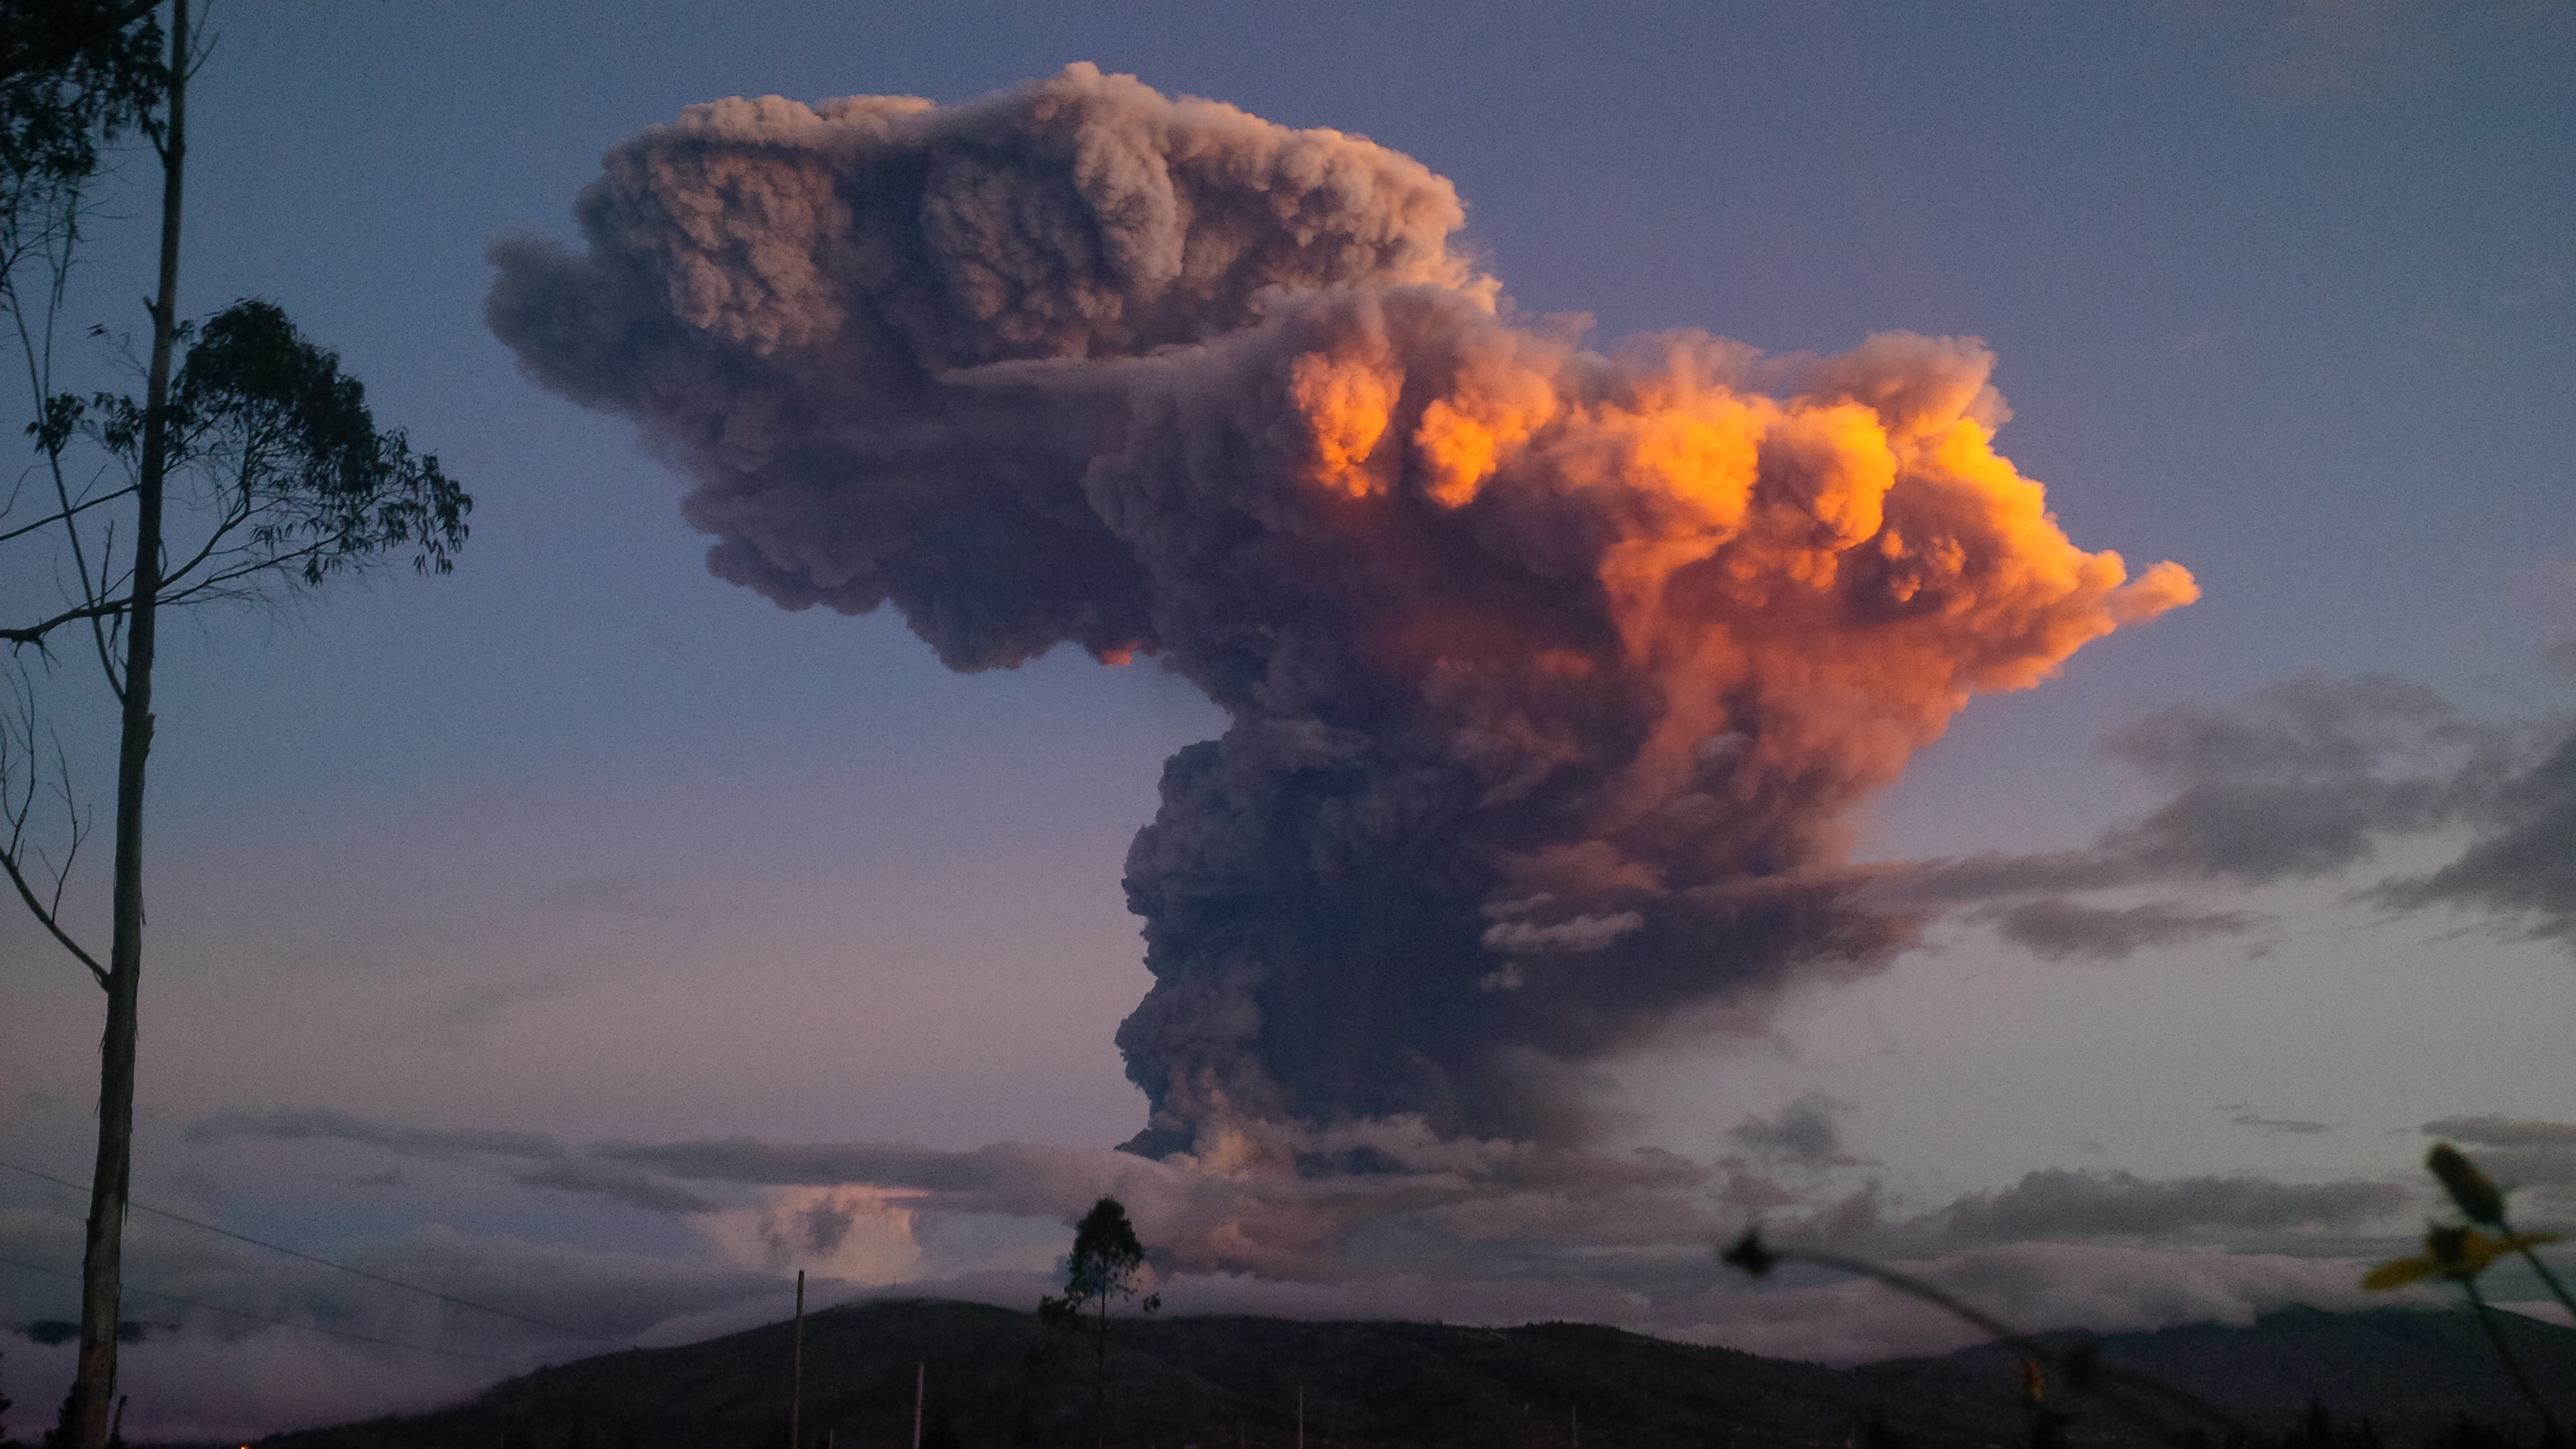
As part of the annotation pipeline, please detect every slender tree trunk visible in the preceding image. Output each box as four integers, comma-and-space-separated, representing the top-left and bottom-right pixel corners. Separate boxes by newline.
66, 5, 182, 1444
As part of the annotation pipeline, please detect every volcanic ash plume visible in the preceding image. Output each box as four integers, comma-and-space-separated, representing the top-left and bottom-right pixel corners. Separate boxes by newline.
489, 65, 2195, 1159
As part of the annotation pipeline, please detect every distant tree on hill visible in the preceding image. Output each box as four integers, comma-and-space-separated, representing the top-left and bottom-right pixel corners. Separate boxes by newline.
1039, 1196, 1160, 1449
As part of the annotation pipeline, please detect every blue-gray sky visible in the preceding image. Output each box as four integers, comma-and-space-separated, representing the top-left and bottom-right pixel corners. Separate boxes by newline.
3, 2, 2573, 1438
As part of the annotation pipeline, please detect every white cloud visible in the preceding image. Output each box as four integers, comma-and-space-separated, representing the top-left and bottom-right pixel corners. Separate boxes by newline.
695, 1185, 927, 1285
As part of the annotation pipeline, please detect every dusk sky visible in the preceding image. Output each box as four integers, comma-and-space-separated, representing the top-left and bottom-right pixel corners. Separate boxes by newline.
4, 3, 2574, 1440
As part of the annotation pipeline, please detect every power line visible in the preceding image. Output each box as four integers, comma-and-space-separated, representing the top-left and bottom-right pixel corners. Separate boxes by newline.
0, 1252, 544, 1369
0, 1156, 632, 1347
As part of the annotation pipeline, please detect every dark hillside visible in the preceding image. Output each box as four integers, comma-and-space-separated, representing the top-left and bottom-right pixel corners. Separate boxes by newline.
255, 1299, 2021, 1449
1870, 1305, 2576, 1447
249, 1299, 2576, 1449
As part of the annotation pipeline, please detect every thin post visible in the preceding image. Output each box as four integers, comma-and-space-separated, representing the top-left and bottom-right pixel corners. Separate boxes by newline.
913, 1360, 924, 1449
790, 1269, 806, 1449
1297, 1386, 1304, 1449
1092, 1293, 1108, 1449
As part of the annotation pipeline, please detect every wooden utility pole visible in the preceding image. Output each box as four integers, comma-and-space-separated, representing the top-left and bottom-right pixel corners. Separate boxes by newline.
912, 1360, 924, 1449
790, 1270, 806, 1449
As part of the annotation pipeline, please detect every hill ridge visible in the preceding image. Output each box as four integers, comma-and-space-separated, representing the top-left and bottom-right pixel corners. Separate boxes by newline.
253, 1298, 2576, 1449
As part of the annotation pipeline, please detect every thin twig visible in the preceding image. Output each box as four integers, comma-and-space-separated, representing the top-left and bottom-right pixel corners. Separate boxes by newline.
2508, 1235, 2576, 1330
1750, 1242, 2255, 1448
0, 846, 106, 987
0, 682, 104, 987
0, 484, 137, 545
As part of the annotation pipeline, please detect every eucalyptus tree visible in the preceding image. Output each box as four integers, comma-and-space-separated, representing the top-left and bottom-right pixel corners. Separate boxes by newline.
1, 5, 468, 1443
1039, 1197, 1163, 1449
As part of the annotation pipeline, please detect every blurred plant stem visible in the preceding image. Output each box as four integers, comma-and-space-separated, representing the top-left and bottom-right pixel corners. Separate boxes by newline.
2367, 1144, 2571, 1449
1721, 1231, 2249, 1449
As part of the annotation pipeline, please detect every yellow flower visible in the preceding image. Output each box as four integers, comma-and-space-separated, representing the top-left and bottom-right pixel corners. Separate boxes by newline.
2365, 1226, 2563, 1290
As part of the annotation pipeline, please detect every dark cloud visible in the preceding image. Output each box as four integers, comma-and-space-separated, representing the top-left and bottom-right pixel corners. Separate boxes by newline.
2372, 733, 2576, 943
2426, 1116, 2576, 1153
185, 1107, 564, 1163
185, 1109, 710, 1213
597, 1136, 1097, 1197
1911, 675, 2512, 904
1901, 672, 2576, 966
514, 1158, 713, 1215
1724, 1093, 1871, 1170
2225, 1112, 2334, 1137
1980, 897, 2265, 962
1913, 1170, 2406, 1247
2099, 675, 2508, 884
492, 65, 2190, 1155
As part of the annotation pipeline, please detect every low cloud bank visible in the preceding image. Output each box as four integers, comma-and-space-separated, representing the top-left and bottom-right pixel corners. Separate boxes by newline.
20, 1092, 2538, 1437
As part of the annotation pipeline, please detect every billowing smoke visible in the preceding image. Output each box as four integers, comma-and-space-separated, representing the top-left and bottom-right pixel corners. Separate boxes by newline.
489, 65, 2193, 1160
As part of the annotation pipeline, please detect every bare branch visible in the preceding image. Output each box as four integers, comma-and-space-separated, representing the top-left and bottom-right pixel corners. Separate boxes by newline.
0, 593, 127, 647
0, 676, 104, 988
0, 480, 134, 544
5, 257, 127, 689
0, 843, 105, 987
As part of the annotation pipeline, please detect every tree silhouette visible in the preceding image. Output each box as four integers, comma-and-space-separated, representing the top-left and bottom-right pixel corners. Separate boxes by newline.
0, 6, 467, 1443
1, 0, 161, 256
1039, 1197, 1160, 1449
